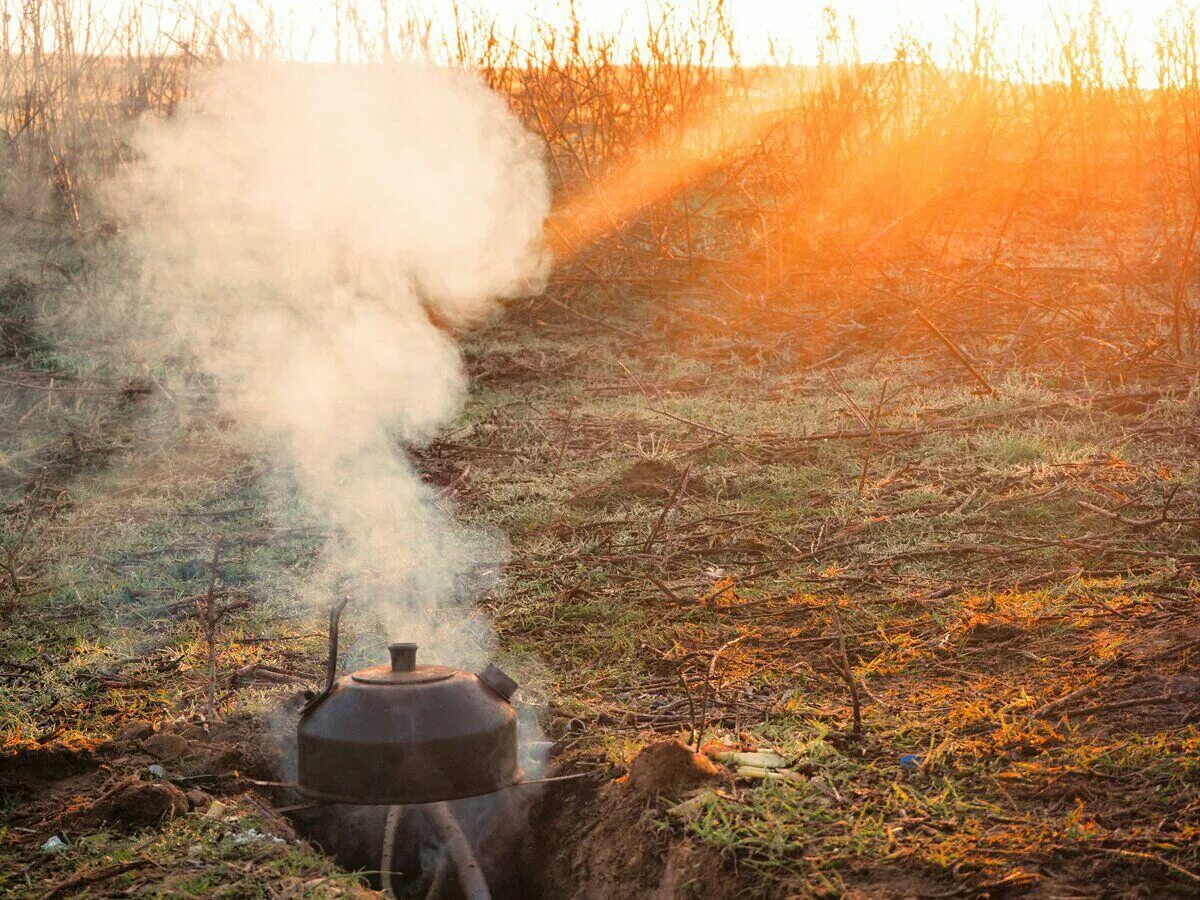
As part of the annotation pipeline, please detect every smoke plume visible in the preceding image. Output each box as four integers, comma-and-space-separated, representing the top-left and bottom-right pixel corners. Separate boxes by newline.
113, 62, 550, 664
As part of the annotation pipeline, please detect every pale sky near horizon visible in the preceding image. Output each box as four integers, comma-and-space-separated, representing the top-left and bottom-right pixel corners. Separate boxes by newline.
307, 0, 1180, 78
95, 0, 1190, 79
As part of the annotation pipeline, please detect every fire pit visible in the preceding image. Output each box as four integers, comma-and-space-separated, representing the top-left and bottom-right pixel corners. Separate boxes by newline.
294, 601, 520, 899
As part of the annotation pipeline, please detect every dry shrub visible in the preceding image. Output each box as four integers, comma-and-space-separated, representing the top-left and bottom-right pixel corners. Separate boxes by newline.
2, 1, 1200, 359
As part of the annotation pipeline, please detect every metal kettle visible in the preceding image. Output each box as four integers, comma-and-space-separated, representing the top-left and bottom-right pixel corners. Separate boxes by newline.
296, 607, 521, 805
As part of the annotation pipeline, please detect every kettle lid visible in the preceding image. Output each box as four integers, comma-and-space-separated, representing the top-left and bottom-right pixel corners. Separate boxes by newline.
351, 642, 455, 685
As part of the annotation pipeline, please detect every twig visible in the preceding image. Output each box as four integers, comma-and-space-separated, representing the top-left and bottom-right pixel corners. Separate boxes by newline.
1066, 694, 1177, 718
694, 634, 747, 750
199, 536, 223, 722
912, 306, 997, 396
829, 597, 863, 735
824, 367, 872, 430
678, 669, 698, 745
857, 379, 889, 498
1032, 682, 1100, 719
423, 802, 492, 900
646, 405, 732, 437
643, 463, 691, 553
1094, 847, 1200, 885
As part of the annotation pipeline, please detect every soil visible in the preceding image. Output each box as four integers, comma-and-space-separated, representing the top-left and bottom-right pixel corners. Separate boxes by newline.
523, 758, 740, 900
3, 704, 741, 898
0, 712, 283, 848
282, 739, 740, 898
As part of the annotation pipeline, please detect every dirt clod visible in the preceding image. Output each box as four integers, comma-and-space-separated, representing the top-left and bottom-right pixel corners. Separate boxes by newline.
185, 789, 210, 810
618, 459, 702, 499
176, 723, 209, 742
625, 740, 723, 798
116, 719, 155, 743
141, 732, 189, 761
91, 779, 189, 828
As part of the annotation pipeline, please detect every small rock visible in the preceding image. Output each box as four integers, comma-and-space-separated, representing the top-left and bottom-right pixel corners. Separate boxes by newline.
185, 789, 210, 810
41, 835, 68, 853
142, 732, 189, 762
117, 719, 155, 743
192, 746, 242, 773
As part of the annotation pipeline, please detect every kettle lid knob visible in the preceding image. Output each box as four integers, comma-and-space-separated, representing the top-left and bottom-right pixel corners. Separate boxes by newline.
389, 643, 418, 673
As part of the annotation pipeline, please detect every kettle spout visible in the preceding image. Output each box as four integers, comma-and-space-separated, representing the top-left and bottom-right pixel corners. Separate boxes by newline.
478, 663, 518, 702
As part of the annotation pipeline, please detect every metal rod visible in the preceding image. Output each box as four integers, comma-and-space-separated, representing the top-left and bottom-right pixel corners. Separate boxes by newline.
423, 802, 491, 900
381, 804, 405, 899
423, 851, 450, 900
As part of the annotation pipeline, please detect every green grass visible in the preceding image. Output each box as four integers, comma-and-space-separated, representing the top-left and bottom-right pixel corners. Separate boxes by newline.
0, 793, 359, 898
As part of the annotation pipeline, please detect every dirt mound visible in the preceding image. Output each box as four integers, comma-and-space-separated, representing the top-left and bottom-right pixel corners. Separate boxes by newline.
574, 459, 708, 507
625, 740, 724, 798
3, 709, 739, 898
962, 613, 1026, 645
619, 460, 702, 499
1, 711, 285, 848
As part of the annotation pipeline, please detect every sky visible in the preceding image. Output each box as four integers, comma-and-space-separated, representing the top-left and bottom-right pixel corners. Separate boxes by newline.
86, 0, 1191, 80
352, 0, 1178, 71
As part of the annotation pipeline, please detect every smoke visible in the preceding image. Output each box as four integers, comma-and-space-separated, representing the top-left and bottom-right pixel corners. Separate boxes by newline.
111, 61, 550, 664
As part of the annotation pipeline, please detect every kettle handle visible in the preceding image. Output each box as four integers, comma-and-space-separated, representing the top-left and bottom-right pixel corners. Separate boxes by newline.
324, 596, 351, 693
302, 595, 350, 715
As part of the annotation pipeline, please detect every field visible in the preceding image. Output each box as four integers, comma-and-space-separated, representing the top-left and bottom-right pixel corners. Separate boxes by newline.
2, 2, 1200, 898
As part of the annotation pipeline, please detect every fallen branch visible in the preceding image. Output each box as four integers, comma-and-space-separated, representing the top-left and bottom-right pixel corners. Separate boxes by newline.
38, 859, 149, 899
1067, 694, 1176, 718
1093, 847, 1200, 885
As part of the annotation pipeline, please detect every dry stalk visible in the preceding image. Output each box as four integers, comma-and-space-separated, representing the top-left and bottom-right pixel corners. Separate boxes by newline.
198, 535, 223, 722
856, 379, 889, 498
643, 462, 691, 554
828, 596, 863, 736
694, 634, 746, 751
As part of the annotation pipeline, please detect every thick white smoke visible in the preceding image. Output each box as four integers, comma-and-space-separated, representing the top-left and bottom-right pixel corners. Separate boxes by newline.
114, 62, 550, 664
